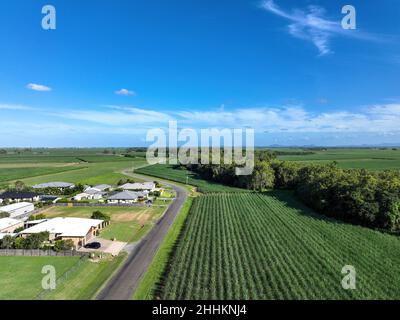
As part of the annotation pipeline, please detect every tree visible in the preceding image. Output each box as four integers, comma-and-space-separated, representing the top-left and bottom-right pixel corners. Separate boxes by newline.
248, 161, 275, 191
14, 180, 26, 191
0, 235, 15, 249
91, 210, 110, 222
23, 232, 49, 249
53, 240, 74, 252
14, 237, 26, 249
28, 213, 47, 221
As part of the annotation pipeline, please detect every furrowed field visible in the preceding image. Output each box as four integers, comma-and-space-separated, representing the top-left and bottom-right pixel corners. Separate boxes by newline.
136, 164, 246, 193
158, 192, 400, 300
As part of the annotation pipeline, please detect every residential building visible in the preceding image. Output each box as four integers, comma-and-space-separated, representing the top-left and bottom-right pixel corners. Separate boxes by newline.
107, 190, 146, 204
0, 217, 24, 233
84, 184, 112, 192
0, 202, 35, 219
19, 217, 105, 249
39, 195, 60, 203
32, 182, 75, 190
120, 182, 156, 192
0, 191, 39, 204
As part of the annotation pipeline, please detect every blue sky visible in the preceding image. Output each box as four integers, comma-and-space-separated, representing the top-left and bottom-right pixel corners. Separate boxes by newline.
0, 0, 399, 147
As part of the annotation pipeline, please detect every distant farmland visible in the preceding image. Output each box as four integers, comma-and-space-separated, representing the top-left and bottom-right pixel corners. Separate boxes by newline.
276, 148, 400, 170
136, 164, 247, 193
158, 192, 400, 299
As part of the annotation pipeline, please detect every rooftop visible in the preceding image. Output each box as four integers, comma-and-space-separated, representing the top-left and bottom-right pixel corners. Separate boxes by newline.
120, 182, 155, 190
0, 191, 38, 199
107, 190, 144, 201
0, 217, 22, 230
20, 217, 104, 238
32, 182, 75, 189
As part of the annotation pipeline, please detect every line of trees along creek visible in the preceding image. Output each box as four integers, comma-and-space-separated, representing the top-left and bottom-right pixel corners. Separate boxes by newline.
181, 151, 400, 232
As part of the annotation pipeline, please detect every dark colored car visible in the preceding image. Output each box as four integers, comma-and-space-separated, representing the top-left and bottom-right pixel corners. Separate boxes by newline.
84, 242, 101, 249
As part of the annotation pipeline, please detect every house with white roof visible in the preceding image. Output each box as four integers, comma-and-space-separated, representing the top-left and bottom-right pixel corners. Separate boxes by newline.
0, 202, 35, 219
73, 184, 112, 201
120, 182, 156, 192
20, 217, 105, 249
85, 184, 112, 192
107, 190, 146, 204
0, 217, 24, 233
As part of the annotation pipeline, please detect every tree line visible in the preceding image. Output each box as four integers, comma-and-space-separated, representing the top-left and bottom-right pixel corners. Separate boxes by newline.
183, 157, 400, 232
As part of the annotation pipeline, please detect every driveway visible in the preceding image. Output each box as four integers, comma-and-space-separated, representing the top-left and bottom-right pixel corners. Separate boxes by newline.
79, 238, 127, 256
96, 169, 188, 300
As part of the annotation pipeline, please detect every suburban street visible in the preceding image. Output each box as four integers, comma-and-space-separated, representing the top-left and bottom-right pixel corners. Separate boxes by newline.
96, 170, 188, 300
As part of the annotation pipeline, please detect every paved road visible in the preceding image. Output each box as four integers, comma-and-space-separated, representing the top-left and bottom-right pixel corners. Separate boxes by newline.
96, 170, 188, 300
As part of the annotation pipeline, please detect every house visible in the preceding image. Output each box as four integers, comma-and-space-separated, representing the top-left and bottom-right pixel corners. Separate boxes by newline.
0, 217, 24, 233
0, 191, 39, 204
19, 217, 105, 249
32, 182, 75, 190
107, 190, 146, 204
73, 189, 106, 201
0, 202, 35, 219
120, 182, 156, 192
39, 195, 60, 203
84, 184, 112, 192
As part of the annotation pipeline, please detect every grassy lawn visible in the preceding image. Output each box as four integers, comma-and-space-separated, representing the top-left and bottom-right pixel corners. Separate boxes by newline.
38, 205, 166, 243
133, 197, 194, 300
45, 253, 127, 300
0, 256, 80, 300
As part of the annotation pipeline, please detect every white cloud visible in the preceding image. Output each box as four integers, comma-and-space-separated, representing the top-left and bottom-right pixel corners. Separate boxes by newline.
177, 104, 400, 134
57, 106, 172, 125
260, 0, 381, 56
115, 88, 136, 96
26, 83, 52, 92
0, 103, 34, 110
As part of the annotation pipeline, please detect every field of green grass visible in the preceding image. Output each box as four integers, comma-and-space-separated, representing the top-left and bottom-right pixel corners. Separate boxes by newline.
276, 148, 400, 170
2, 160, 147, 186
159, 192, 400, 299
0, 166, 83, 183
0, 148, 148, 187
0, 256, 80, 299
136, 164, 247, 193
45, 253, 127, 300
0, 254, 127, 300
39, 205, 165, 243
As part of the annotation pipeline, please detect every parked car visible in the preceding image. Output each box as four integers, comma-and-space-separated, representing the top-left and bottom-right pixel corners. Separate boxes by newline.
84, 242, 101, 249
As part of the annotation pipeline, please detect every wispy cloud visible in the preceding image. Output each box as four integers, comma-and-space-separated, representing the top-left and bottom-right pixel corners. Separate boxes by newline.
57, 106, 172, 125
260, 0, 381, 56
177, 103, 400, 134
26, 83, 52, 92
115, 88, 136, 96
3, 101, 400, 141
0, 103, 35, 111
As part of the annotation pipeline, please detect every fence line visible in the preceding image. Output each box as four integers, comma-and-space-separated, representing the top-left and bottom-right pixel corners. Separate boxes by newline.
54, 203, 146, 207
35, 255, 89, 300
0, 249, 88, 257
